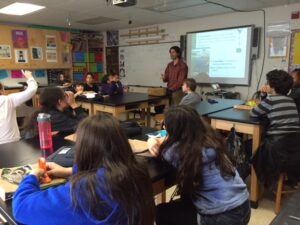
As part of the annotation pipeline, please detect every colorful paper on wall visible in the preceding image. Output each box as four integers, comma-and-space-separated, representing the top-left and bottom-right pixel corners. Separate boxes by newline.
89, 53, 95, 62
0, 70, 8, 80
97, 64, 103, 72
95, 53, 102, 63
84, 53, 89, 62
11, 70, 23, 79
60, 32, 68, 42
73, 52, 84, 62
73, 73, 84, 81
89, 63, 97, 72
292, 33, 300, 65
35, 70, 45, 78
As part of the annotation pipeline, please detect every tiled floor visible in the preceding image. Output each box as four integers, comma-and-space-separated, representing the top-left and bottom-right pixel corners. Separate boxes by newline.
163, 186, 279, 225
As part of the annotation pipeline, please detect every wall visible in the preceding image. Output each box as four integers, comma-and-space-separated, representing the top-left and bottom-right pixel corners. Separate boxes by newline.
118, 3, 300, 99
0, 25, 72, 86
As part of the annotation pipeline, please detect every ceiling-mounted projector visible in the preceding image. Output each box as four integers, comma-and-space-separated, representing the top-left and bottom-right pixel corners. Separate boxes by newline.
112, 0, 136, 7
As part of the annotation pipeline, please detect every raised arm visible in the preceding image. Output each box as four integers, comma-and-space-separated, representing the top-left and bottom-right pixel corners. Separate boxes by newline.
8, 70, 38, 108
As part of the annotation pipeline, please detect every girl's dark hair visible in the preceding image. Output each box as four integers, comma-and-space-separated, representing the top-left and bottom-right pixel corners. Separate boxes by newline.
23, 87, 65, 137
266, 69, 293, 95
86, 72, 94, 78
101, 75, 109, 84
0, 82, 3, 91
70, 114, 155, 225
292, 68, 300, 81
169, 46, 182, 59
160, 106, 235, 195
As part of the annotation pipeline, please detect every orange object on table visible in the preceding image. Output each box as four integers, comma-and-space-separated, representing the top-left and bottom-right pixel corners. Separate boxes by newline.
38, 157, 52, 184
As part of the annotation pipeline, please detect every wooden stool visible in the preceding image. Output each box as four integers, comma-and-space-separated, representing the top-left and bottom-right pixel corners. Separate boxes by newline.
275, 173, 298, 214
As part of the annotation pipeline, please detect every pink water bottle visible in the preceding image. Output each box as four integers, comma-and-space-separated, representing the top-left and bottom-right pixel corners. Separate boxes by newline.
37, 113, 53, 154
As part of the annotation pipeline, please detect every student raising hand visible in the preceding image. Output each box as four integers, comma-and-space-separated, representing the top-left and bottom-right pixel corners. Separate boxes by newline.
22, 70, 33, 80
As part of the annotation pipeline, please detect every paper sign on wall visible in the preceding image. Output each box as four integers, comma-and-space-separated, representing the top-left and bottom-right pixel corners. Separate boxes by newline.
0, 70, 8, 79
0, 45, 12, 59
11, 70, 23, 79
35, 70, 46, 78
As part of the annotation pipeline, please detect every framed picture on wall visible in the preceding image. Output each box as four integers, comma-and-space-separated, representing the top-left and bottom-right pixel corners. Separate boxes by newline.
0, 45, 12, 59
14, 49, 28, 63
46, 35, 57, 50
31, 47, 43, 60
46, 50, 57, 63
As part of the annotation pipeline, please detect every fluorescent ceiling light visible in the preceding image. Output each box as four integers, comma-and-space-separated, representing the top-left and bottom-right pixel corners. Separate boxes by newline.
0, 2, 45, 16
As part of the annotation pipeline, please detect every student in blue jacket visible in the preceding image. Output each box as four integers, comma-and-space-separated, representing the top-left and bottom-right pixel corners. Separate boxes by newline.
148, 106, 250, 225
13, 114, 155, 225
101, 73, 124, 96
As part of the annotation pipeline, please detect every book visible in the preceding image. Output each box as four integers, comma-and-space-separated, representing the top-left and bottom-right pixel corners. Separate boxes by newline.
0, 164, 66, 201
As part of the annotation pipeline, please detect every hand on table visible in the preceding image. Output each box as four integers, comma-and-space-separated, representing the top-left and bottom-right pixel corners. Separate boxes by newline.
46, 162, 72, 178
147, 138, 161, 157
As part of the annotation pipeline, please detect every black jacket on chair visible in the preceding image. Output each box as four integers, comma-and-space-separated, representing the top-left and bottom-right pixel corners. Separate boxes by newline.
251, 132, 300, 185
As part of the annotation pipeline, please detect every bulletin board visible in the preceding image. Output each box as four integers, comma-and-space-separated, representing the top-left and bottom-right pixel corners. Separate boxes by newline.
288, 29, 300, 72
0, 25, 72, 70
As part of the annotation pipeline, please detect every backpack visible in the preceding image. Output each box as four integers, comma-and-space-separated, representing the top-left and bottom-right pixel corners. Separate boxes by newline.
227, 127, 250, 180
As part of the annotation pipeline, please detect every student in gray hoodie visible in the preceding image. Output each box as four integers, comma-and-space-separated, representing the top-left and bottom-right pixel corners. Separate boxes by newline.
179, 78, 201, 107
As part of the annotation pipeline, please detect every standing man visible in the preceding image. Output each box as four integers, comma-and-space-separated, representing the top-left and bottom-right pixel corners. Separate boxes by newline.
161, 46, 188, 105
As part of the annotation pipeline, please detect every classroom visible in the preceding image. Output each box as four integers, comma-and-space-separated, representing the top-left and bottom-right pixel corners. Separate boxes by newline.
0, 0, 300, 224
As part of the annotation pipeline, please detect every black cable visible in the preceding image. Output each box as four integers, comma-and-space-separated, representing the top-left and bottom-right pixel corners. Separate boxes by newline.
203, 0, 266, 92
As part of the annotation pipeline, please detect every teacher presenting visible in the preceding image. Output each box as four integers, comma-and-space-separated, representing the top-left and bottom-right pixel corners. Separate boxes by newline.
161, 46, 188, 105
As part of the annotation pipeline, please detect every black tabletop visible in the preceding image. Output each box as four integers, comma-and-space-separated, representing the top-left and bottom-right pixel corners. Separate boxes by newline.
207, 108, 263, 125
78, 92, 168, 107
270, 191, 300, 225
0, 129, 173, 225
195, 99, 244, 116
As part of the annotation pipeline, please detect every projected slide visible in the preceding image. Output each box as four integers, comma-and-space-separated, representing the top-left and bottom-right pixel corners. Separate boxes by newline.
186, 26, 253, 86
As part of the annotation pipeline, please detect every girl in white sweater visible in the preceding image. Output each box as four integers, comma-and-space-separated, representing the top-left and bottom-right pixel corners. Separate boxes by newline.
0, 70, 37, 144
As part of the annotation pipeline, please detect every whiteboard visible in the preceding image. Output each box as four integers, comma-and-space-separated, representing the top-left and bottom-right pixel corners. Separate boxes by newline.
119, 42, 180, 87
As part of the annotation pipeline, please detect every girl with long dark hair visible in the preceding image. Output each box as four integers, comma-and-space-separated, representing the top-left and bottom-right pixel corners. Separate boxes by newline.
23, 87, 87, 137
148, 105, 250, 225
13, 114, 155, 225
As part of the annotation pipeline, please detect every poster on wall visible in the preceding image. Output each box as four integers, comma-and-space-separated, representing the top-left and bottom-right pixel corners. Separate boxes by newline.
12, 30, 28, 48
31, 47, 43, 60
14, 49, 28, 63
268, 36, 288, 58
62, 53, 71, 64
46, 50, 57, 63
119, 48, 126, 78
0, 45, 12, 59
46, 35, 57, 49
107, 30, 119, 46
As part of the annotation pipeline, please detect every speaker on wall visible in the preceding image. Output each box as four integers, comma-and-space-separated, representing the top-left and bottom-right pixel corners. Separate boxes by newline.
252, 27, 261, 60
180, 35, 187, 60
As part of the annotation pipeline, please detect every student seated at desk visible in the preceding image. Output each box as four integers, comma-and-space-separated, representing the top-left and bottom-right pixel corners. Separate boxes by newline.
148, 106, 250, 225
0, 70, 38, 144
179, 78, 201, 108
84, 72, 99, 93
13, 114, 155, 225
250, 69, 300, 186
289, 68, 300, 115
56, 73, 71, 87
101, 74, 124, 96
71, 82, 85, 98
24, 87, 87, 137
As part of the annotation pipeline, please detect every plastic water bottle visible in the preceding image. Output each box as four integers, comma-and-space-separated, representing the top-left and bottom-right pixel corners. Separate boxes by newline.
37, 113, 53, 156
